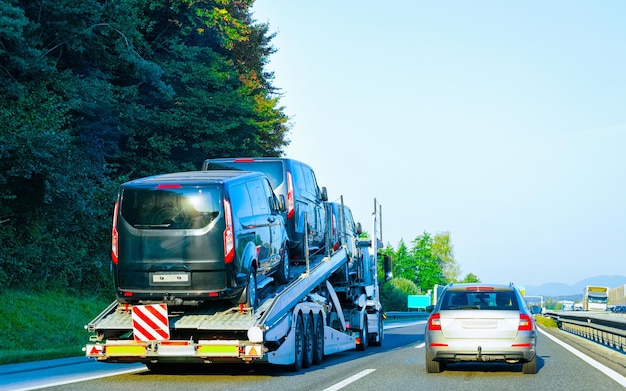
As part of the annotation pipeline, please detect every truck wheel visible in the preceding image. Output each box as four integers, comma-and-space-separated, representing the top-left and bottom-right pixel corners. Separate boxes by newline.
302, 314, 314, 368
290, 314, 304, 372
312, 313, 324, 365
275, 242, 290, 285
370, 312, 384, 346
356, 315, 368, 351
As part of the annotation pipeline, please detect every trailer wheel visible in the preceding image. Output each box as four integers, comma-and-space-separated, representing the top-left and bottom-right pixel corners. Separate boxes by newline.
356, 315, 368, 351
302, 314, 314, 368
290, 313, 304, 372
312, 313, 324, 365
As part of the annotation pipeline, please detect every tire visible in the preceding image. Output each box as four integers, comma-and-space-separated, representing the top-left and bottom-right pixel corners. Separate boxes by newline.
370, 313, 384, 347
312, 313, 324, 365
290, 314, 304, 372
275, 242, 290, 285
356, 315, 368, 351
244, 267, 258, 311
522, 356, 537, 374
425, 352, 441, 373
302, 314, 314, 368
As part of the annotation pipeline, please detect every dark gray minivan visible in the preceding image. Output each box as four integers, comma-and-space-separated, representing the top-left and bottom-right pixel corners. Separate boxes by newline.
203, 158, 328, 260
111, 170, 290, 309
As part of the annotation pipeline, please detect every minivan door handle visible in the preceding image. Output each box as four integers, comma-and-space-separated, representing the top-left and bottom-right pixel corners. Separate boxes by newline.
267, 216, 276, 223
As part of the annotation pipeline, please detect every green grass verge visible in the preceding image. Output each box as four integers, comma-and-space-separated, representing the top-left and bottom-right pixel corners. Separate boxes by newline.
0, 289, 113, 365
534, 314, 559, 328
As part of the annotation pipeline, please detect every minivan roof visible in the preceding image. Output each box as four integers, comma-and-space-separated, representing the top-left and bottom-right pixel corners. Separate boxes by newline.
123, 170, 260, 187
203, 157, 312, 169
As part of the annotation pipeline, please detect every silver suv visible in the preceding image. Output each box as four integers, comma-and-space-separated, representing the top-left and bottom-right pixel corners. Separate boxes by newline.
424, 283, 540, 374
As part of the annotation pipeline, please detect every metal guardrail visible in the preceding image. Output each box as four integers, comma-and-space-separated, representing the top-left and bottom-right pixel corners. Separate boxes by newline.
544, 311, 626, 353
384, 311, 430, 321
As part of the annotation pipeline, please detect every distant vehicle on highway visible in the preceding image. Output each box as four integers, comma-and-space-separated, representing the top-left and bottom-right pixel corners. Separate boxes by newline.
582, 286, 608, 311
424, 283, 541, 374
610, 305, 626, 313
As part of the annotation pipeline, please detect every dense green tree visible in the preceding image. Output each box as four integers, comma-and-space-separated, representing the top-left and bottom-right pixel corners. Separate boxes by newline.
459, 272, 481, 283
379, 232, 480, 295
380, 277, 419, 311
0, 0, 289, 292
431, 231, 460, 282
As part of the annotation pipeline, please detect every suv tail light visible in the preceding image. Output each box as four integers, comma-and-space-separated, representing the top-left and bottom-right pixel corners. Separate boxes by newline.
223, 198, 235, 263
518, 313, 533, 331
112, 201, 119, 264
427, 313, 442, 331
286, 170, 295, 219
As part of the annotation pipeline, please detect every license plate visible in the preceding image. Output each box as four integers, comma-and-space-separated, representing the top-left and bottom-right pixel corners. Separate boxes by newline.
151, 272, 190, 284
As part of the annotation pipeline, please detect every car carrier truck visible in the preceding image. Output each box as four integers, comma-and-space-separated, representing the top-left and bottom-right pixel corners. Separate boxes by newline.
85, 198, 387, 371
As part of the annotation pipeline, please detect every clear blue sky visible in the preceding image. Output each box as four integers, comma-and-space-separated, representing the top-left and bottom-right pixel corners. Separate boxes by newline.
251, 1, 626, 286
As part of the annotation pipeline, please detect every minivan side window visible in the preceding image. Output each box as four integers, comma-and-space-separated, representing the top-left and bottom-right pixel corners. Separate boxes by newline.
294, 163, 317, 200
261, 178, 277, 212
229, 183, 254, 219
293, 163, 308, 194
248, 179, 269, 215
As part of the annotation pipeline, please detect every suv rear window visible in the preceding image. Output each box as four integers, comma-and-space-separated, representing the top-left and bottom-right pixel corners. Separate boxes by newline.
440, 290, 519, 311
121, 186, 221, 229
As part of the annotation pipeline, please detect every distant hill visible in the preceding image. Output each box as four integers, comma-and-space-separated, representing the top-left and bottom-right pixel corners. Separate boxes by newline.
525, 275, 626, 298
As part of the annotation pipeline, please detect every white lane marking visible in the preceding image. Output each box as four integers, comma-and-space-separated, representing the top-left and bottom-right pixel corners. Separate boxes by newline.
10, 366, 146, 391
538, 327, 626, 387
322, 369, 376, 391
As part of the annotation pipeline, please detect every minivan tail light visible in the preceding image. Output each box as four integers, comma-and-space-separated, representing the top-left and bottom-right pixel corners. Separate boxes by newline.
223, 198, 235, 263
286, 170, 295, 219
331, 213, 339, 250
112, 201, 119, 264
156, 184, 182, 189
518, 313, 533, 331
427, 313, 442, 331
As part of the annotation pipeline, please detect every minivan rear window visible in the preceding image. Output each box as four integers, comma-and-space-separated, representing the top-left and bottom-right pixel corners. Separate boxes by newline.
121, 186, 221, 229
207, 161, 284, 190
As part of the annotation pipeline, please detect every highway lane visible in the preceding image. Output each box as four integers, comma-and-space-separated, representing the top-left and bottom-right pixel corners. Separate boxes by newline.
3, 321, 625, 390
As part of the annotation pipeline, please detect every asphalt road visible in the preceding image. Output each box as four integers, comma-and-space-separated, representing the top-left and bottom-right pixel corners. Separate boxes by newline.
2, 322, 625, 391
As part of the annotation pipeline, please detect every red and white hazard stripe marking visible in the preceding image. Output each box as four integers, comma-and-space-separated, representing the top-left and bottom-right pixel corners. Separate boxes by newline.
132, 304, 170, 342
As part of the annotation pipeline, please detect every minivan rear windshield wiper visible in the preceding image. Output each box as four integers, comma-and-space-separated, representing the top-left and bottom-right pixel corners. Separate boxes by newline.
134, 224, 171, 228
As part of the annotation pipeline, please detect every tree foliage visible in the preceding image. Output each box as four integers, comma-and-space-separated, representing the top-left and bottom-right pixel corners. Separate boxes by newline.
0, 0, 289, 292
380, 231, 478, 296
380, 277, 419, 311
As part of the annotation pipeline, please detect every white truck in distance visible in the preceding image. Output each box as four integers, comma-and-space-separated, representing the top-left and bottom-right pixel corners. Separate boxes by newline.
582, 286, 608, 311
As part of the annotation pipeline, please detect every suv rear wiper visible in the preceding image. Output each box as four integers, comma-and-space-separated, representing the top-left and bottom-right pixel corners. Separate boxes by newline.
134, 224, 171, 228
